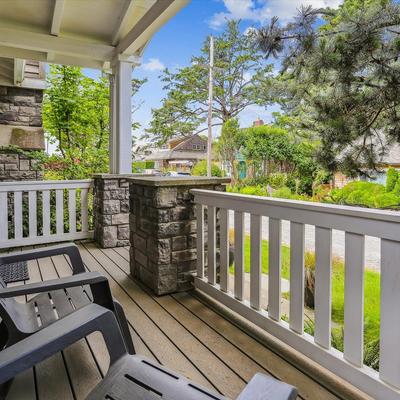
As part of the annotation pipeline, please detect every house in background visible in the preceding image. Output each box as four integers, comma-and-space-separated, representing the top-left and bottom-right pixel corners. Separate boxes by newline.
145, 134, 207, 172
334, 138, 400, 188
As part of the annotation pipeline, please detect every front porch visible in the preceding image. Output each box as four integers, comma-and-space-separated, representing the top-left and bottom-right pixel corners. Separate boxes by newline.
6, 241, 340, 400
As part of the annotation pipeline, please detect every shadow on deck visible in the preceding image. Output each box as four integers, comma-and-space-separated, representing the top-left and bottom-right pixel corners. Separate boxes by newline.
6, 241, 340, 400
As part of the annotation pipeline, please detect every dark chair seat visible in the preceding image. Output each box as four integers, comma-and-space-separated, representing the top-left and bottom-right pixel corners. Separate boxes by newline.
0, 304, 298, 400
0, 244, 134, 354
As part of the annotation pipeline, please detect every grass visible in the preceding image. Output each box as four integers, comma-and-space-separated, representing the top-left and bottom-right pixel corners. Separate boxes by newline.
233, 234, 380, 345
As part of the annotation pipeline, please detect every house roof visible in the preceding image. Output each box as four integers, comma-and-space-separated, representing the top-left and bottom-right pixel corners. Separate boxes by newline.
0, 0, 188, 70
340, 132, 400, 167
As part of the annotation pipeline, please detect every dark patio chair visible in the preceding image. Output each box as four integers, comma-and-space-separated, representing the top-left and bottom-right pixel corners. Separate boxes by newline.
0, 303, 298, 400
0, 243, 134, 354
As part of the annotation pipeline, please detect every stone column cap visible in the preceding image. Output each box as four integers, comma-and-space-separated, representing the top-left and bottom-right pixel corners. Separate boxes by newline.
92, 173, 149, 179
126, 176, 231, 187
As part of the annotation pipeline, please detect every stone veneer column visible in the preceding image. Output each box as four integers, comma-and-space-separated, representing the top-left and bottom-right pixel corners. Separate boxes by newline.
128, 176, 230, 295
93, 174, 140, 248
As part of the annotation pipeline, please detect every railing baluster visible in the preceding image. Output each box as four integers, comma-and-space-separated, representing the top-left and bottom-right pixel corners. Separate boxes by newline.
0, 192, 8, 241
290, 221, 305, 334
268, 217, 282, 320
314, 226, 332, 349
344, 232, 365, 367
208, 205, 216, 285
68, 189, 77, 234
81, 188, 89, 232
234, 211, 245, 300
28, 191, 37, 238
42, 190, 50, 236
14, 191, 23, 239
219, 208, 229, 292
380, 238, 400, 388
196, 204, 205, 278
55, 189, 64, 235
250, 214, 262, 310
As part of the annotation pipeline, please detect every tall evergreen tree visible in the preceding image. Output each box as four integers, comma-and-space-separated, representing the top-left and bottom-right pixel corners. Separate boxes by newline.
253, 0, 400, 176
145, 20, 273, 145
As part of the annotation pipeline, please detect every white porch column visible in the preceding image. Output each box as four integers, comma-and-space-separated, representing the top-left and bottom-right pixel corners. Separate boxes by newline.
109, 60, 133, 174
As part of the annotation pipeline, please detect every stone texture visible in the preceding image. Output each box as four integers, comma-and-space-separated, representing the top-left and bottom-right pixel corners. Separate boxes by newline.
0, 87, 43, 127
93, 176, 132, 248
0, 85, 44, 182
129, 177, 228, 295
0, 151, 43, 181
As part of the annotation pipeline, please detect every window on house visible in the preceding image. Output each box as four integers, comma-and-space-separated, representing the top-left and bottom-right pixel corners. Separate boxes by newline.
192, 144, 196, 149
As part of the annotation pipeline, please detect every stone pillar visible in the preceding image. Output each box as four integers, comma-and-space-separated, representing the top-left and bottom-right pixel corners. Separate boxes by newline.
0, 85, 45, 181
93, 174, 132, 248
128, 176, 230, 295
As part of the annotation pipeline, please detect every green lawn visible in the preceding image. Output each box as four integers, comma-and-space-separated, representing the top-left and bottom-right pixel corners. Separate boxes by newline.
236, 235, 380, 344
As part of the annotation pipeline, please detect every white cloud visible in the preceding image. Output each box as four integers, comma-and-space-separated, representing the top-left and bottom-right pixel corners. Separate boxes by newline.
141, 58, 165, 71
209, 0, 343, 29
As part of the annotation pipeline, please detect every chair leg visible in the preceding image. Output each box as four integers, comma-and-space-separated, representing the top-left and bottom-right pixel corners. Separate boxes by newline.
113, 300, 135, 355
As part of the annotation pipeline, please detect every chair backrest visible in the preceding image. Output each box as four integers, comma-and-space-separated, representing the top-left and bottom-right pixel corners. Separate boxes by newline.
0, 260, 33, 347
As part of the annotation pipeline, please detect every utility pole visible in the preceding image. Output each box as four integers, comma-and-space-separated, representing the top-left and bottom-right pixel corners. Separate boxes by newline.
207, 35, 214, 177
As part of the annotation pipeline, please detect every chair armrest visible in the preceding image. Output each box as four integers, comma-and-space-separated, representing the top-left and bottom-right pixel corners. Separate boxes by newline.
0, 272, 107, 298
0, 243, 85, 274
236, 373, 298, 400
0, 303, 127, 385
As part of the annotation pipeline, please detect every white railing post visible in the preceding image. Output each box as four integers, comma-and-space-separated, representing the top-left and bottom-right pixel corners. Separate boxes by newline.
268, 217, 282, 321
289, 221, 305, 334
196, 204, 205, 278
234, 211, 245, 300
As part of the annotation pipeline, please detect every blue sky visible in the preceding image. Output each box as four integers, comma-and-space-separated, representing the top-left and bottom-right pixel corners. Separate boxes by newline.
87, 0, 344, 143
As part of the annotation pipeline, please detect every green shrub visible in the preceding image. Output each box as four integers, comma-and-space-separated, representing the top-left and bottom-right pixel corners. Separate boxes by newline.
240, 185, 268, 196
268, 173, 287, 189
271, 187, 292, 199
192, 160, 223, 177
374, 193, 400, 208
392, 180, 400, 196
326, 180, 400, 209
386, 167, 398, 192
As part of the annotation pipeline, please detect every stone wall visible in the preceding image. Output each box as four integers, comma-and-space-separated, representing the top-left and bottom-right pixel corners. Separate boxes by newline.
0, 85, 44, 182
128, 176, 229, 295
0, 87, 42, 127
0, 151, 43, 181
93, 175, 131, 248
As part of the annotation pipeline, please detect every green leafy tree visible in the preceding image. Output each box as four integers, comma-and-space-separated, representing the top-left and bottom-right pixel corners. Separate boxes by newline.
145, 20, 273, 145
43, 65, 145, 179
192, 160, 223, 177
243, 125, 295, 177
216, 118, 243, 182
253, 0, 400, 176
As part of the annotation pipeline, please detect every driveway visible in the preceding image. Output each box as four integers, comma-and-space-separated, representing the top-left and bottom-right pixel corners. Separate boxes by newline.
229, 212, 381, 271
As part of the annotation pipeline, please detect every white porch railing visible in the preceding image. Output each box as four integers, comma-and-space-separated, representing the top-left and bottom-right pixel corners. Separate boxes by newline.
0, 180, 93, 249
192, 189, 400, 400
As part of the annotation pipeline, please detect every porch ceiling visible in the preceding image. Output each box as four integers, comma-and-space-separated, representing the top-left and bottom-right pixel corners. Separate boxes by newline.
0, 0, 188, 69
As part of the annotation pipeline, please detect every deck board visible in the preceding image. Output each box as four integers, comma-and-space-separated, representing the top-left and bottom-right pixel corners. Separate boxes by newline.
5, 241, 339, 400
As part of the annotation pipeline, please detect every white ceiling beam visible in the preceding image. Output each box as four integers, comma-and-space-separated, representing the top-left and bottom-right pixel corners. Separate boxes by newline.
0, 46, 104, 70
0, 27, 114, 62
111, 0, 135, 45
13, 58, 25, 86
51, 0, 65, 36
116, 0, 184, 56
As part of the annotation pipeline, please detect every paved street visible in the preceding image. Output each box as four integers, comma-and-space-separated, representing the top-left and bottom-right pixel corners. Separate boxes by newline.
229, 212, 381, 271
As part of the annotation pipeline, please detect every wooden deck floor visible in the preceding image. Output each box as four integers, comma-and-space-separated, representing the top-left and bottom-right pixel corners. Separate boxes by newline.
5, 241, 340, 400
